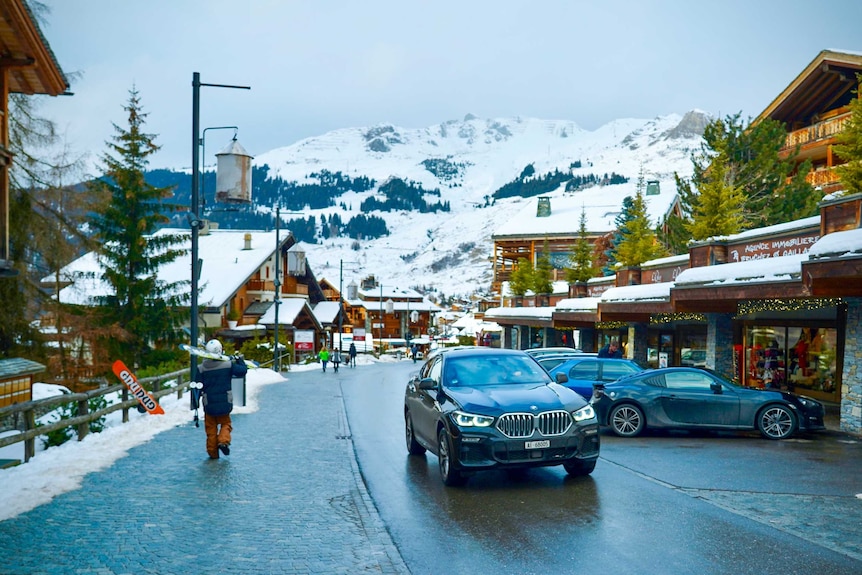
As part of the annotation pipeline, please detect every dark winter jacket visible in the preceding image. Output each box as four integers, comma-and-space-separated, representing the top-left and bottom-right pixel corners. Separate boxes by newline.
597, 344, 622, 359
197, 358, 248, 416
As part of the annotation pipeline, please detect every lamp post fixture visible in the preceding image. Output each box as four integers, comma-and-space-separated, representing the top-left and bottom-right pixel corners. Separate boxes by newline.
190, 72, 249, 381
200, 126, 237, 210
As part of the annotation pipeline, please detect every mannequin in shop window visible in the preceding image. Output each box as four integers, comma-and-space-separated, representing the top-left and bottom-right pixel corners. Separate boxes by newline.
764, 339, 781, 389
793, 330, 809, 376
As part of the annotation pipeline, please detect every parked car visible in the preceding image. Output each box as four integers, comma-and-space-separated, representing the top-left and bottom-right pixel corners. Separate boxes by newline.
533, 351, 598, 372
591, 367, 826, 440
404, 347, 600, 485
524, 346, 585, 358
680, 349, 707, 367
546, 357, 646, 399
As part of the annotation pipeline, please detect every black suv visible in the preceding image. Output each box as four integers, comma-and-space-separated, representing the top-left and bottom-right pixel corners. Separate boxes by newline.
404, 347, 600, 486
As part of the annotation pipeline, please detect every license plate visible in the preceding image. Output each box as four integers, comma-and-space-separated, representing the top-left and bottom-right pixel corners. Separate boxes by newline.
525, 440, 550, 449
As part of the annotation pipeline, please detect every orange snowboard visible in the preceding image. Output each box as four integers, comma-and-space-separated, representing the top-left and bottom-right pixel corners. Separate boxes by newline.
112, 360, 165, 415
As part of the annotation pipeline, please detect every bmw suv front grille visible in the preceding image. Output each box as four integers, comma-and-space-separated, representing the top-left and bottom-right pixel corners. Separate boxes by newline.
496, 410, 572, 438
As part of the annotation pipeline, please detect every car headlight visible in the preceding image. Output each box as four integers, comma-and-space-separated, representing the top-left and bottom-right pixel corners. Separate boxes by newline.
797, 396, 821, 409
452, 410, 495, 427
572, 404, 596, 422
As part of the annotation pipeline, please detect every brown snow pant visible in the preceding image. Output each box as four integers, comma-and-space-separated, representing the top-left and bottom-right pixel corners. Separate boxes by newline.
204, 413, 232, 459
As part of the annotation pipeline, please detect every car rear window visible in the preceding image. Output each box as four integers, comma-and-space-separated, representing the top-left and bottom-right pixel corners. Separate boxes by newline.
602, 362, 641, 381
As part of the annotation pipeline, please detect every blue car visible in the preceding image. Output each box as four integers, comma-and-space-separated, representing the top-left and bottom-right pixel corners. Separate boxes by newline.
546, 357, 646, 399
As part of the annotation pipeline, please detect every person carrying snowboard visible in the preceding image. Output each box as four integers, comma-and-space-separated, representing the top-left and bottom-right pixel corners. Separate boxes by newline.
196, 339, 247, 459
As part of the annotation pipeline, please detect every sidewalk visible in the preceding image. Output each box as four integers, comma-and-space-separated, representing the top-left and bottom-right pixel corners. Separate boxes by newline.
0, 370, 410, 575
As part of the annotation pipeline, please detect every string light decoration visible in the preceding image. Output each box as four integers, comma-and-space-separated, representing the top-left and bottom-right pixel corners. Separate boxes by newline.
650, 313, 707, 325
596, 321, 628, 329
736, 298, 842, 316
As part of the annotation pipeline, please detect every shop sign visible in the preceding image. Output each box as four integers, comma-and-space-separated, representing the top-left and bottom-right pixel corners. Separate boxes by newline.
295, 330, 314, 351
728, 232, 820, 262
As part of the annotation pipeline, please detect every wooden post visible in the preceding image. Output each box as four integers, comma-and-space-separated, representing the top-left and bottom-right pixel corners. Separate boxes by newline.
24, 409, 35, 463
76, 398, 89, 441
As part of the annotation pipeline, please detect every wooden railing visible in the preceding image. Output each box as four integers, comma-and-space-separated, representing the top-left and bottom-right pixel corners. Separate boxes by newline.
0, 368, 190, 464
806, 167, 842, 187
783, 112, 851, 151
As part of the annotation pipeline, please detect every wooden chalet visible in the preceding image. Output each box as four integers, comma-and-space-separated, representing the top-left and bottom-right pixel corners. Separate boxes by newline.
0, 0, 69, 276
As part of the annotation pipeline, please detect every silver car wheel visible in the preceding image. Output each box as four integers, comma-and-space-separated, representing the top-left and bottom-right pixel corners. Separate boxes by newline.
610, 404, 644, 437
758, 405, 796, 440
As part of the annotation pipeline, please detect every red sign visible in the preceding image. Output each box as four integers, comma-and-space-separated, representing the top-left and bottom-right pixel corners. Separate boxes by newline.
354, 328, 366, 341
295, 329, 314, 351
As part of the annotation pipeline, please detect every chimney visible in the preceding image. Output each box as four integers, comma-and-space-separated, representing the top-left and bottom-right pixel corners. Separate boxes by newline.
537, 196, 551, 217
243, 233, 252, 250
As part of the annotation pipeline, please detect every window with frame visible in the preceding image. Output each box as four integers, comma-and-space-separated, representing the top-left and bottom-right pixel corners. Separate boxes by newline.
569, 361, 599, 380
664, 371, 714, 391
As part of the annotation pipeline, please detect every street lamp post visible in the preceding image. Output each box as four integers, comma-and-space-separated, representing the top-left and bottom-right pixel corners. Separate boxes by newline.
273, 205, 281, 372
190, 72, 249, 381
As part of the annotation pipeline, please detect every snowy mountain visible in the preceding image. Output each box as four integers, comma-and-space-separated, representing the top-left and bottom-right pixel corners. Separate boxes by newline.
252, 111, 709, 300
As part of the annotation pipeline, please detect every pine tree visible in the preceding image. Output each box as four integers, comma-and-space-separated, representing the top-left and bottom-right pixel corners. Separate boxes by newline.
834, 75, 862, 195
603, 196, 634, 275
532, 239, 553, 295
686, 147, 746, 240
509, 257, 533, 297
669, 113, 819, 244
89, 87, 188, 367
566, 208, 598, 282
614, 185, 669, 267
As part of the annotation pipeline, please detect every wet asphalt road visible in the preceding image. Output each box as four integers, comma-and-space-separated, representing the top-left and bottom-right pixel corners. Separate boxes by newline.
343, 360, 862, 575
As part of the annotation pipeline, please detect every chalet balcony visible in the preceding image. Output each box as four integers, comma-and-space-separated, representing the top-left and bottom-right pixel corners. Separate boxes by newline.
805, 166, 842, 187
783, 111, 850, 153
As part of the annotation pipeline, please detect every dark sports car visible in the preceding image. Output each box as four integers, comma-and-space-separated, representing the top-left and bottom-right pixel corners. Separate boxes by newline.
404, 348, 600, 485
591, 367, 825, 440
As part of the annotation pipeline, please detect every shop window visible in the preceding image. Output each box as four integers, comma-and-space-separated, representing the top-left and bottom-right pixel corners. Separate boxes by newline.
744, 326, 837, 395
787, 327, 838, 395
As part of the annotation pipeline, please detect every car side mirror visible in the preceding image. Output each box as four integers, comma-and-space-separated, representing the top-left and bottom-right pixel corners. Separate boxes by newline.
555, 372, 569, 384
418, 377, 438, 391
710, 382, 723, 394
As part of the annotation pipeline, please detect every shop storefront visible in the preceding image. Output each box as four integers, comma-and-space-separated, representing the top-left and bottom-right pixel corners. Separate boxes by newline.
738, 313, 841, 402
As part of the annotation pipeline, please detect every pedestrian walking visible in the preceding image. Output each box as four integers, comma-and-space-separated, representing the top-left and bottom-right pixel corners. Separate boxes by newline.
319, 346, 330, 372
348, 342, 357, 367
332, 348, 342, 372
411, 343, 419, 363
195, 339, 247, 459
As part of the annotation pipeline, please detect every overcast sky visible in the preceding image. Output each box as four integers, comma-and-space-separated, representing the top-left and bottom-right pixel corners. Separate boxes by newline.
36, 0, 862, 175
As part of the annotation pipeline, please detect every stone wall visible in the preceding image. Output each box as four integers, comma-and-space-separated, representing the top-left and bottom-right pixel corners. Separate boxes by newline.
840, 298, 862, 434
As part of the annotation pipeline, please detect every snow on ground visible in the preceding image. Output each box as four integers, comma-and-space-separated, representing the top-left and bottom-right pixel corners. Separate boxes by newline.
0, 354, 389, 523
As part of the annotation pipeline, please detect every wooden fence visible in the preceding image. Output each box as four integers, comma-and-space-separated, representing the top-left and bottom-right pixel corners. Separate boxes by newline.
0, 368, 190, 465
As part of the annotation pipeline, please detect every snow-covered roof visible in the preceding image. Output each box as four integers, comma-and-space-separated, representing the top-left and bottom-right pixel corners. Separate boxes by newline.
674, 254, 806, 287
691, 216, 820, 245
450, 313, 500, 336
258, 298, 314, 326
807, 228, 862, 259
312, 301, 341, 324
483, 306, 554, 320
601, 282, 672, 302
50, 229, 284, 308
554, 297, 601, 311
493, 181, 678, 238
